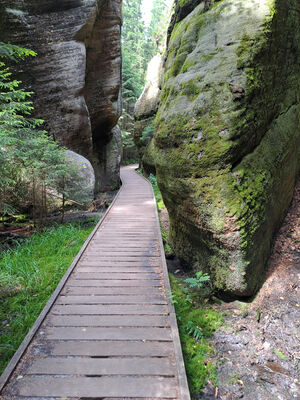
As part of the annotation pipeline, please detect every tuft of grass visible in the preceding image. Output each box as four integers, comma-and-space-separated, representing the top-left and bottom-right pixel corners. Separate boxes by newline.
0, 219, 98, 374
148, 174, 165, 211
170, 274, 223, 396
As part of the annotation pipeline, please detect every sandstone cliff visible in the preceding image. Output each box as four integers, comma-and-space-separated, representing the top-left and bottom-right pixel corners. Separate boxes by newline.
153, 0, 300, 297
0, 0, 122, 193
134, 54, 163, 174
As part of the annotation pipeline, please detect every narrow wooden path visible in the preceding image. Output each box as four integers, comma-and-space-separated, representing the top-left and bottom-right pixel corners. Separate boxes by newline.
0, 165, 190, 400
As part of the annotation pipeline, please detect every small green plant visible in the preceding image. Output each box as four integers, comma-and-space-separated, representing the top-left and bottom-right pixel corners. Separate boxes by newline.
185, 320, 203, 340
273, 349, 287, 360
185, 271, 211, 289
184, 271, 212, 302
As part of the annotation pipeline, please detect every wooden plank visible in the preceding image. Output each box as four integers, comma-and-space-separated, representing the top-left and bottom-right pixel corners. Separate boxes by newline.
56, 295, 167, 304
72, 272, 161, 280
88, 244, 159, 248
85, 251, 160, 256
45, 327, 172, 340
52, 304, 168, 315
15, 376, 178, 398
0, 185, 123, 393
50, 340, 174, 357
76, 266, 161, 273
0, 165, 190, 400
76, 261, 161, 267
27, 357, 175, 376
66, 279, 162, 287
62, 286, 163, 296
47, 315, 170, 327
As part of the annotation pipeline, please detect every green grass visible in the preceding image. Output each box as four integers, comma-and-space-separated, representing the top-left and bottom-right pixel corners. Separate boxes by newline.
148, 174, 165, 211
170, 274, 223, 397
0, 219, 98, 374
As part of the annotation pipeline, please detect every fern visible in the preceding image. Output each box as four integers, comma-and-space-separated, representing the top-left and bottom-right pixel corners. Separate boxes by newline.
185, 320, 203, 341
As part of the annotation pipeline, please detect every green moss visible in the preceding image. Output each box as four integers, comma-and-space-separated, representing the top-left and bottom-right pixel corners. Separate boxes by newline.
153, 0, 300, 296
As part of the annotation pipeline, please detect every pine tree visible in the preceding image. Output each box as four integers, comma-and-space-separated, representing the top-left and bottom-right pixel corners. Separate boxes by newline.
0, 43, 88, 224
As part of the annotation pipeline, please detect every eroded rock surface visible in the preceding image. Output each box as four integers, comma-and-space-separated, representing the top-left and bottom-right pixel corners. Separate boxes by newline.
153, 0, 300, 297
65, 150, 95, 203
134, 54, 163, 173
0, 0, 122, 192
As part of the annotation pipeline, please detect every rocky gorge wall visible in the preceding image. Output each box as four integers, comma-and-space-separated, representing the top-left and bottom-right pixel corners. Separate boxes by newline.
0, 0, 122, 193
134, 54, 163, 174
152, 0, 300, 297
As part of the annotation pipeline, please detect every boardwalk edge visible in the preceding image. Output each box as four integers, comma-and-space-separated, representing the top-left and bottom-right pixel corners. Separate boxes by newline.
137, 169, 191, 400
0, 181, 123, 393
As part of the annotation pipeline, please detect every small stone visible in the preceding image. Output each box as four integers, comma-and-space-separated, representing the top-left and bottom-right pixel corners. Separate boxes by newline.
263, 342, 271, 350
219, 129, 230, 139
230, 84, 245, 101
198, 151, 205, 159
192, 131, 203, 142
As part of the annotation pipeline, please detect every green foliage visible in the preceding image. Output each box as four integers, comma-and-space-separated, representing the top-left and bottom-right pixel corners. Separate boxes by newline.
184, 271, 213, 304
122, 0, 147, 109
185, 271, 211, 289
148, 173, 164, 210
0, 219, 98, 374
121, 0, 171, 158
141, 123, 155, 145
146, 0, 172, 55
273, 349, 287, 361
0, 42, 36, 60
0, 43, 88, 222
170, 274, 223, 395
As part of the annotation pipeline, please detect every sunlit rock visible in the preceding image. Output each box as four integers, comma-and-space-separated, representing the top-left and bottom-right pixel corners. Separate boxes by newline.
134, 54, 163, 173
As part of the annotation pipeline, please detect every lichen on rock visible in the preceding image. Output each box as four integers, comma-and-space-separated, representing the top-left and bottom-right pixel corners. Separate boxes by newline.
153, 0, 300, 297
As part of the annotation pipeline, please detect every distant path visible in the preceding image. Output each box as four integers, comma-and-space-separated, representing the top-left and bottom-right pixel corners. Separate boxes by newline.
0, 165, 190, 400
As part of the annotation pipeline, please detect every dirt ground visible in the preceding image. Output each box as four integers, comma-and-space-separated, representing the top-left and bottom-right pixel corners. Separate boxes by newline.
162, 178, 300, 400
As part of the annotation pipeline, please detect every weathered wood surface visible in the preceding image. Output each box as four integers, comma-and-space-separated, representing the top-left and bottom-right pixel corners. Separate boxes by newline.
0, 165, 190, 400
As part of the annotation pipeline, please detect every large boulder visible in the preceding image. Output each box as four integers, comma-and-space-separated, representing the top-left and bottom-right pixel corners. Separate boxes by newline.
134, 54, 163, 172
65, 150, 95, 204
153, 0, 300, 297
0, 0, 122, 192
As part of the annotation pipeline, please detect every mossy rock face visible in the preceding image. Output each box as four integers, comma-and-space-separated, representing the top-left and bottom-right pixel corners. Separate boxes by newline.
154, 0, 300, 297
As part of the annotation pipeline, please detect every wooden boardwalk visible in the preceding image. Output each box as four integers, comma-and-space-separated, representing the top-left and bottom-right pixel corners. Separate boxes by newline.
0, 165, 190, 400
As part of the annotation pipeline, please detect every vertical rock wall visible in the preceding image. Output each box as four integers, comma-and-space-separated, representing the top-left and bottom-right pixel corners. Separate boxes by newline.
153, 0, 300, 297
134, 54, 163, 174
0, 0, 122, 193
